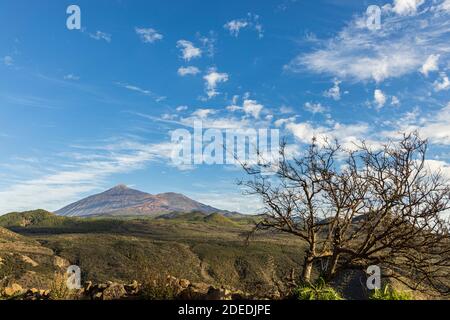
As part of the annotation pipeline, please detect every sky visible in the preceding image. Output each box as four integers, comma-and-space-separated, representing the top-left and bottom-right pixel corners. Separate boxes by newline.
0, 0, 449, 215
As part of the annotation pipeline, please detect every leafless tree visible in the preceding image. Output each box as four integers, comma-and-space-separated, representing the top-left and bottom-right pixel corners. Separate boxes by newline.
241, 133, 450, 296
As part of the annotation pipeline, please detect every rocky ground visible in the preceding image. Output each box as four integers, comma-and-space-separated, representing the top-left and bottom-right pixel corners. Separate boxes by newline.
0, 275, 274, 300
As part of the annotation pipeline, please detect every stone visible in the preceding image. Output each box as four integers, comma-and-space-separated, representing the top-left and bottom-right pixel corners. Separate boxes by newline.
97, 283, 108, 290
53, 256, 69, 269
4, 283, 23, 296
102, 283, 127, 300
179, 279, 190, 288
124, 280, 139, 294
93, 292, 103, 300
21, 255, 39, 267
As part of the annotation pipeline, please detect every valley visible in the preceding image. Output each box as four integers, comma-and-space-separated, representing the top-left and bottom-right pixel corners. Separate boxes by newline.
0, 209, 306, 298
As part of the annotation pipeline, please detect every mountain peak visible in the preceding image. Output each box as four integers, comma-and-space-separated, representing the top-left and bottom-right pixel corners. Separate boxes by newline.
56, 185, 230, 217
112, 184, 129, 190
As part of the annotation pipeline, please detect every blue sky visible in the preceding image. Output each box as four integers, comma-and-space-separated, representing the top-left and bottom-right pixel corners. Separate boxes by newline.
0, 0, 449, 214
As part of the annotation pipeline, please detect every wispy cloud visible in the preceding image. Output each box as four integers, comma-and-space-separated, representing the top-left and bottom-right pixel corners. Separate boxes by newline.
176, 40, 202, 61
323, 79, 341, 100
434, 72, 450, 91
177, 66, 200, 76
374, 89, 387, 109
64, 74, 80, 81
304, 102, 328, 114
3, 56, 13, 66
116, 82, 166, 102
382, 102, 450, 145
420, 54, 440, 76
287, 0, 450, 83
224, 13, 264, 38
89, 30, 111, 42
286, 120, 372, 150
135, 27, 163, 43
203, 68, 229, 98
0, 139, 175, 214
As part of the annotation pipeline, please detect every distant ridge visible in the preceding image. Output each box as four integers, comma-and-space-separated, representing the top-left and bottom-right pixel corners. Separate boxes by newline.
55, 185, 238, 217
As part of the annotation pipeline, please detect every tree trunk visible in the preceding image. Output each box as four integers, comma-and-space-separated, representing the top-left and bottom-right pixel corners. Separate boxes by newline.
325, 252, 340, 282
302, 255, 314, 283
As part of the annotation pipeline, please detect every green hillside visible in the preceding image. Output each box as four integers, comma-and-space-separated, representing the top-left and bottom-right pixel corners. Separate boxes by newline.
0, 210, 307, 296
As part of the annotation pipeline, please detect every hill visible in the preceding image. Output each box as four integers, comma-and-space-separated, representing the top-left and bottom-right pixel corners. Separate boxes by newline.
0, 210, 306, 296
0, 225, 66, 290
55, 185, 236, 217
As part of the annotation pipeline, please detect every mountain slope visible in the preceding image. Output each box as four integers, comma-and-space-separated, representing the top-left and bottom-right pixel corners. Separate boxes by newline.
55, 185, 231, 217
0, 225, 62, 289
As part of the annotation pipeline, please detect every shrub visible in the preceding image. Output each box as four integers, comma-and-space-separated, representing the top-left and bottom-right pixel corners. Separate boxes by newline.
139, 273, 180, 300
49, 273, 75, 300
293, 278, 343, 300
370, 285, 413, 300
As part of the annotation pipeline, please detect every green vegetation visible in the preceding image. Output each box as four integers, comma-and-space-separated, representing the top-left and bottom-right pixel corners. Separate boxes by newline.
49, 273, 75, 300
293, 278, 343, 300
139, 272, 180, 300
0, 209, 64, 228
0, 210, 305, 297
370, 285, 414, 300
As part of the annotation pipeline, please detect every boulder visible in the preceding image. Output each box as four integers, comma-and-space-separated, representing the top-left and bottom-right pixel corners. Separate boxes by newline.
179, 279, 190, 289
124, 280, 139, 294
102, 283, 127, 300
3, 283, 23, 296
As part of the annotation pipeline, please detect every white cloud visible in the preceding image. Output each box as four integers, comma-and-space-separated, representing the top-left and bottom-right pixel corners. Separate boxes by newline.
224, 99, 264, 119
197, 31, 217, 57
391, 95, 400, 106
0, 140, 175, 214
177, 66, 200, 76
116, 82, 166, 102
441, 0, 450, 11
176, 105, 188, 112
243, 99, 264, 118
274, 117, 296, 127
135, 27, 163, 43
161, 113, 177, 120
382, 102, 450, 145
226, 105, 241, 112
304, 102, 327, 114
434, 73, 450, 91
64, 74, 80, 81
224, 13, 263, 38
280, 105, 294, 114
423, 159, 450, 180
203, 68, 229, 98
89, 31, 111, 42
391, 0, 424, 16
192, 108, 215, 119
286, 121, 370, 150
288, 1, 450, 83
374, 89, 387, 108
324, 79, 341, 100
3, 56, 13, 66
224, 20, 248, 37
176, 40, 202, 61
420, 54, 440, 76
